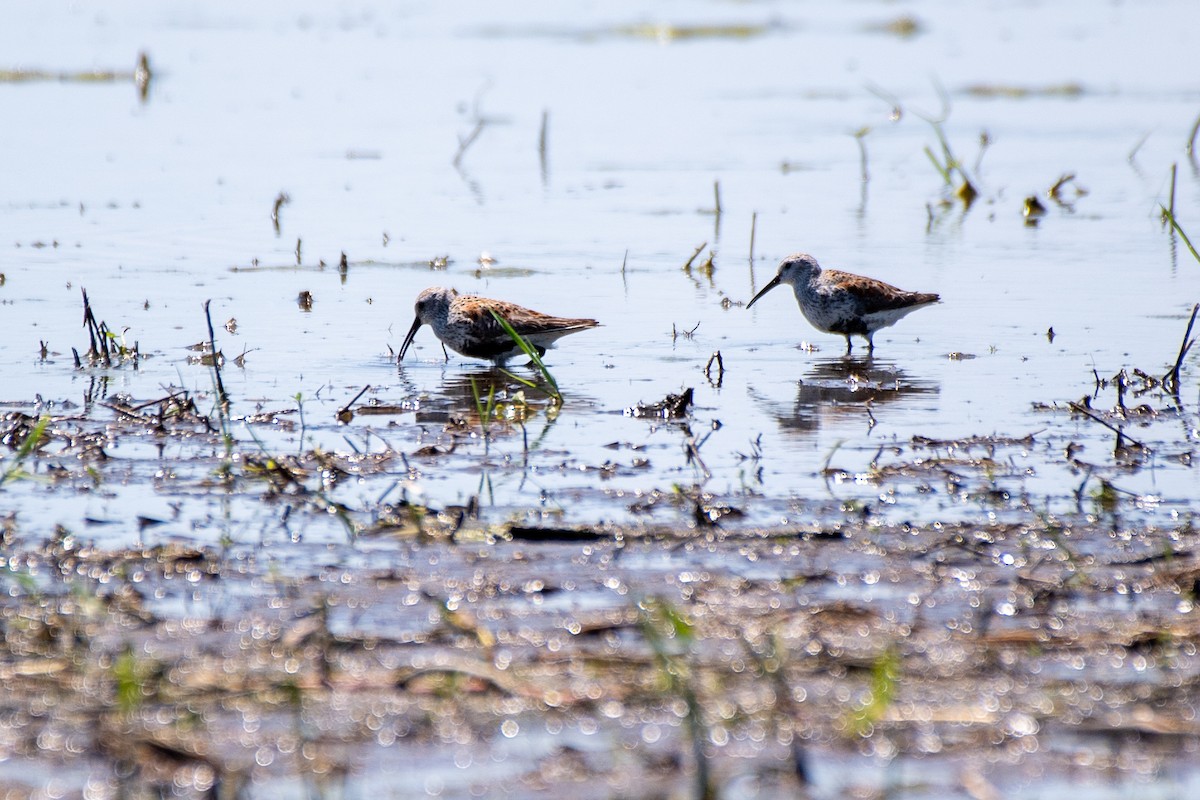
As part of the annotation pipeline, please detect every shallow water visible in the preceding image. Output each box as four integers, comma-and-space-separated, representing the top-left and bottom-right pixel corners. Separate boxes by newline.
3, 0, 1200, 795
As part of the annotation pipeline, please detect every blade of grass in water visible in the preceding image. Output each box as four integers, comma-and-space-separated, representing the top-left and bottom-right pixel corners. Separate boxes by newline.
489, 310, 563, 404
1161, 206, 1200, 264
469, 377, 497, 436
0, 414, 50, 487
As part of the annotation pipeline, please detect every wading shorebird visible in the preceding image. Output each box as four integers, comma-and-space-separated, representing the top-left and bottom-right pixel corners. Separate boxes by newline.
747, 253, 939, 353
398, 287, 599, 364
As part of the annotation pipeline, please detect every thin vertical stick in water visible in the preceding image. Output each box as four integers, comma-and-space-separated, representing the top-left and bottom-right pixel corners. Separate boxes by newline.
748, 211, 758, 293
538, 110, 550, 185
1166, 303, 1198, 395
1169, 163, 1178, 219
204, 300, 229, 407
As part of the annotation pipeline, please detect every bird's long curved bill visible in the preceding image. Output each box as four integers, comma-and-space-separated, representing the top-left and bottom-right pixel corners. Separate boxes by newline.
397, 317, 423, 361
746, 274, 783, 309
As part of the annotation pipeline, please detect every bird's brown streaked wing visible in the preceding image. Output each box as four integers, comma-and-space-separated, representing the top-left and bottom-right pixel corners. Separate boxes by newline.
824, 270, 939, 311
456, 297, 599, 339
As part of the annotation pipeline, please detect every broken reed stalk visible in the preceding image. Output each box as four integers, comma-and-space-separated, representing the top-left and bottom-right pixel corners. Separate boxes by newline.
81, 288, 112, 366
338, 385, 371, 419
1189, 111, 1200, 157
203, 300, 229, 408
271, 192, 289, 233
704, 351, 725, 388
682, 242, 707, 272
713, 181, 722, 216
81, 289, 99, 359
1165, 303, 1199, 395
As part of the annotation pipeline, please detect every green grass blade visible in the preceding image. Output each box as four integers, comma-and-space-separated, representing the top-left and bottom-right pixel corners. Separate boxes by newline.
489, 309, 563, 403
499, 369, 539, 390
0, 414, 51, 488
923, 146, 951, 185
1162, 205, 1200, 264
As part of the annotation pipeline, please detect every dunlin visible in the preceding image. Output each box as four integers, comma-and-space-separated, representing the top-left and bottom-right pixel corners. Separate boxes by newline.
747, 253, 939, 353
398, 287, 599, 364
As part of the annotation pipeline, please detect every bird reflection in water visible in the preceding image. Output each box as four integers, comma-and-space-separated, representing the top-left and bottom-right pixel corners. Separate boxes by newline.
407, 367, 563, 435
756, 356, 939, 435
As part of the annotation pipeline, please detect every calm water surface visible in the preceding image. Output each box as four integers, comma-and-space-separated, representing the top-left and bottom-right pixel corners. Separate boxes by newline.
3, 1, 1200, 543
2, 4, 1200, 792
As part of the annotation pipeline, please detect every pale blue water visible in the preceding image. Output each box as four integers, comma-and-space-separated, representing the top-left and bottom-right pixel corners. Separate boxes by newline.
2, 1, 1200, 795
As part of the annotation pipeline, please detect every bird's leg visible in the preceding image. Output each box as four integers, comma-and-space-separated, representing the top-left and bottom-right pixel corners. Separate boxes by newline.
844, 336, 853, 354
441, 343, 450, 362
865, 333, 876, 354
